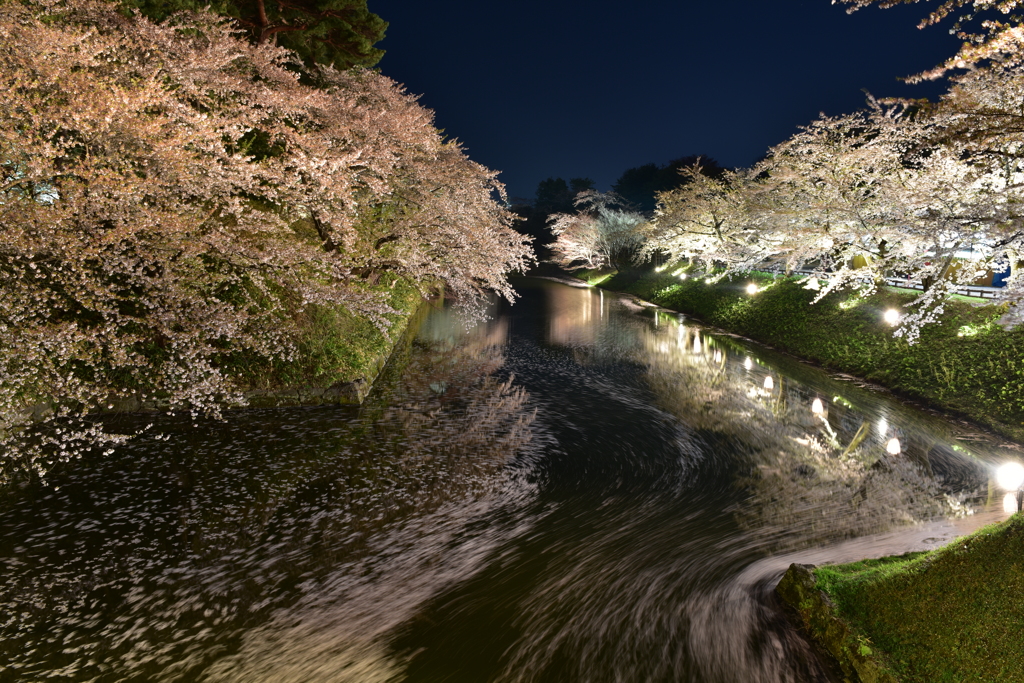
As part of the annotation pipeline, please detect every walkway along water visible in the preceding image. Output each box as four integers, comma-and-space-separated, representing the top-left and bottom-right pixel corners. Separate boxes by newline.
0, 277, 1016, 682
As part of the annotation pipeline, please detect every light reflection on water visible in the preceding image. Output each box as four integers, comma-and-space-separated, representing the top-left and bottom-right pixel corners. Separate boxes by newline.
1, 277, 1018, 682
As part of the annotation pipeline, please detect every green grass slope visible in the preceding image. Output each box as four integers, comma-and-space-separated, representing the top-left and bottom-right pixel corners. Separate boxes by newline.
813, 514, 1024, 683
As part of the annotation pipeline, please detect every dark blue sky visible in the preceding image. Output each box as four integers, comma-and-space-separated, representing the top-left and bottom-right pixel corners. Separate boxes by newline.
376, 1, 963, 201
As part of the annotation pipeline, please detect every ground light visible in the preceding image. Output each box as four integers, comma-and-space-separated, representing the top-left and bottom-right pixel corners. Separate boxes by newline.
996, 462, 1024, 513
886, 437, 901, 455
746, 283, 759, 295
811, 398, 825, 416
883, 309, 900, 325
763, 376, 774, 391
810, 397, 837, 443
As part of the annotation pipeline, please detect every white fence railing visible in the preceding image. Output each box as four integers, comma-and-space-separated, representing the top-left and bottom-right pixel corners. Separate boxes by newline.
788, 269, 1004, 300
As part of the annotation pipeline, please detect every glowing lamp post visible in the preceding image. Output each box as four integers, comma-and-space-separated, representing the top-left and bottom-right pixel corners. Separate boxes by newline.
997, 462, 1024, 513
811, 398, 825, 416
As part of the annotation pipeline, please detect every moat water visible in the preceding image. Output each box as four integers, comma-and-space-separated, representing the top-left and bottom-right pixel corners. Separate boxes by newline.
1, 277, 1017, 682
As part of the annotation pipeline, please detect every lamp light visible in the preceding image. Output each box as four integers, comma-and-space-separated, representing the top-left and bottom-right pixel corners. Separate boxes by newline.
997, 462, 1024, 512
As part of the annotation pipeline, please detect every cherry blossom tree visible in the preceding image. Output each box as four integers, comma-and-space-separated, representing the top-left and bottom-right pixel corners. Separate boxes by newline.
648, 101, 1024, 340
837, 0, 1024, 78
548, 191, 647, 270
756, 103, 1024, 339
643, 163, 766, 278
0, 0, 531, 482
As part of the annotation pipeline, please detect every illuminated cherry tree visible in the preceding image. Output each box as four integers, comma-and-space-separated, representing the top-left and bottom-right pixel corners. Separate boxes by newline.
838, 0, 1024, 79
644, 1, 1024, 338
548, 190, 647, 270
756, 104, 1024, 338
0, 0, 531, 481
649, 99, 1024, 340
643, 163, 768, 277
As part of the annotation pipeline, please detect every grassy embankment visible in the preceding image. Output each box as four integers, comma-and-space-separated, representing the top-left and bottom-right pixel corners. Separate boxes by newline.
781, 514, 1024, 683
223, 274, 430, 407
577, 267, 1024, 442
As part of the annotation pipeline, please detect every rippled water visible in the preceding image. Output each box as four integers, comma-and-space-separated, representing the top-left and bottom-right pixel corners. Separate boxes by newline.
1, 277, 1018, 682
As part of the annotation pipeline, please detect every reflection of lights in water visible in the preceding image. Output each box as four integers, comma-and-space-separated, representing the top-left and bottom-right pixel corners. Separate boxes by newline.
884, 309, 900, 326
763, 376, 774, 391
811, 398, 825, 416
693, 335, 702, 354
996, 462, 1024, 491
886, 438, 901, 455
655, 311, 659, 327
714, 349, 722, 363
1004, 492, 1019, 514
746, 283, 759, 295
744, 357, 752, 370
546, 286, 597, 346
877, 417, 888, 436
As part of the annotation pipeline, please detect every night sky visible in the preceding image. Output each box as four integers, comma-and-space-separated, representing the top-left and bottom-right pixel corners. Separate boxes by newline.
376, 1, 964, 201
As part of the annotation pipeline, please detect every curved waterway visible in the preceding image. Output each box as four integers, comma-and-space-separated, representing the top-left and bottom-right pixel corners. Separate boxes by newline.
1, 277, 1020, 682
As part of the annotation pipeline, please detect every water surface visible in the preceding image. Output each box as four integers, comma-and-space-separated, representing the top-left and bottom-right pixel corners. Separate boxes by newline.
1, 277, 1016, 682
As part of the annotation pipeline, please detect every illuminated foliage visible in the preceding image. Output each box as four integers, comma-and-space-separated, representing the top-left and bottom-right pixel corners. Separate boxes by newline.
837, 0, 1024, 78
648, 86, 1024, 341
643, 162, 766, 278
548, 191, 647, 270
0, 0, 532, 480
